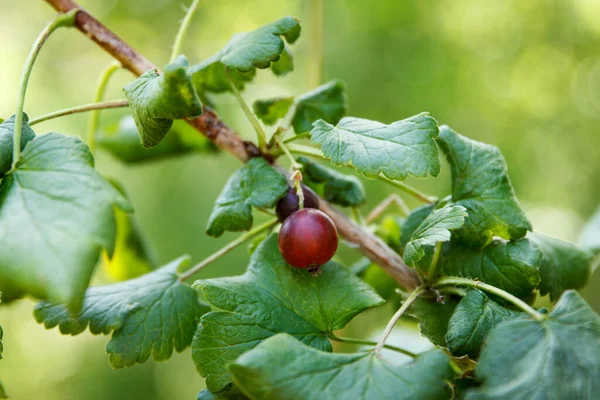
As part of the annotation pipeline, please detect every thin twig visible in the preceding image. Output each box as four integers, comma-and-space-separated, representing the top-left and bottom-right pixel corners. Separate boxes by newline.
365, 193, 410, 224
29, 100, 129, 126
327, 334, 416, 358
170, 0, 202, 62
378, 176, 437, 204
87, 61, 122, 154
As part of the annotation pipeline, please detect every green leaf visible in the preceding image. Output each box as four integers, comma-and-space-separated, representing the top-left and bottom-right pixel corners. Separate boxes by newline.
98, 116, 216, 163
0, 382, 6, 399
0, 113, 36, 177
580, 206, 600, 253
0, 133, 131, 311
270, 45, 294, 76
311, 113, 440, 180
404, 204, 467, 267
437, 126, 531, 247
528, 232, 592, 302
298, 156, 366, 207
230, 334, 455, 400
438, 238, 542, 298
407, 295, 459, 347
34, 257, 208, 368
0, 324, 3, 360
400, 204, 436, 249
467, 291, 600, 400
191, 17, 300, 94
191, 235, 383, 392
123, 55, 203, 148
252, 97, 293, 126
445, 290, 521, 358
292, 80, 347, 134
206, 158, 288, 237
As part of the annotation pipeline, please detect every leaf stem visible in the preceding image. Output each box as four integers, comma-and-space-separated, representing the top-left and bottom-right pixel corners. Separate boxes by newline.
29, 100, 128, 126
225, 67, 267, 151
375, 286, 426, 356
283, 132, 311, 144
12, 9, 78, 168
434, 277, 545, 321
327, 334, 416, 358
286, 143, 325, 159
170, 0, 202, 62
178, 218, 278, 282
87, 61, 122, 155
378, 176, 437, 204
427, 242, 443, 281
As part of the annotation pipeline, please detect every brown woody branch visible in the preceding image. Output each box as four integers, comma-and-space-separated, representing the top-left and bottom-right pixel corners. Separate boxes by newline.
44, 0, 421, 290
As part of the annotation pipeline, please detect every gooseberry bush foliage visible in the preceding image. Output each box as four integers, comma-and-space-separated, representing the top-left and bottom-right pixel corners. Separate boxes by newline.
1, 2, 600, 400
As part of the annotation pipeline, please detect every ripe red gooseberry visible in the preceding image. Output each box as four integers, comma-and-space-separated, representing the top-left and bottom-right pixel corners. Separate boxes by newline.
275, 186, 319, 222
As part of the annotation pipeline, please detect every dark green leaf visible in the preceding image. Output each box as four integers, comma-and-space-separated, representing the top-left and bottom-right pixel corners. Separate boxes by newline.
407, 295, 459, 347
467, 291, 600, 400
580, 206, 600, 253
298, 156, 366, 207
191, 17, 300, 94
206, 158, 288, 237
311, 113, 440, 180
270, 45, 294, 76
445, 290, 521, 358
404, 204, 467, 267
123, 55, 202, 148
438, 238, 542, 298
400, 204, 436, 250
0, 133, 131, 311
292, 80, 347, 134
198, 386, 248, 400
0, 113, 36, 177
437, 126, 531, 247
34, 258, 208, 368
252, 97, 293, 126
230, 334, 455, 400
191, 235, 383, 392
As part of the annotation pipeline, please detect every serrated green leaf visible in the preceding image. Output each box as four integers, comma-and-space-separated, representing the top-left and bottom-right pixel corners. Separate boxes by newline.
191, 17, 300, 94
198, 386, 248, 400
298, 156, 366, 207
438, 238, 542, 298
191, 235, 383, 392
404, 204, 467, 267
528, 232, 592, 302
0, 133, 131, 311
0, 114, 36, 177
252, 97, 293, 126
292, 80, 347, 134
399, 204, 436, 269
98, 116, 216, 163
580, 206, 600, 253
34, 257, 208, 368
445, 289, 521, 358
467, 291, 600, 400
407, 295, 459, 347
311, 113, 440, 180
230, 334, 455, 400
123, 55, 202, 148
206, 158, 288, 237
437, 126, 531, 247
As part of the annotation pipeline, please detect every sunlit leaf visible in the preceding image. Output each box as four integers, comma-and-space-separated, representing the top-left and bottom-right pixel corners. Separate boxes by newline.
0, 114, 35, 177
292, 80, 347, 134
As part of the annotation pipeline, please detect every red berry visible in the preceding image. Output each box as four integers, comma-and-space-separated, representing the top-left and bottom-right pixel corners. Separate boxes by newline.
278, 208, 338, 269
275, 186, 319, 222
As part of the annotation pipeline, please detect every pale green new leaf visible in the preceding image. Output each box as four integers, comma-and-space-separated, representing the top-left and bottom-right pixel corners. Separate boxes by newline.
0, 114, 35, 177
437, 125, 531, 247
292, 80, 347, 134
0, 133, 131, 311
404, 204, 467, 267
253, 97, 293, 126
467, 291, 600, 400
580, 206, 600, 253
407, 295, 459, 347
230, 334, 455, 400
206, 158, 288, 237
191, 235, 383, 393
123, 55, 202, 148
310, 113, 440, 180
34, 258, 208, 368
298, 156, 366, 207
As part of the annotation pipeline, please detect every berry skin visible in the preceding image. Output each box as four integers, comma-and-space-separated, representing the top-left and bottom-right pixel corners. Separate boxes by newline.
278, 208, 338, 269
275, 186, 319, 222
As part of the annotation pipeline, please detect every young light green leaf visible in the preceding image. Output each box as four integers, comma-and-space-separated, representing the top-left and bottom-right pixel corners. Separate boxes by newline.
298, 156, 366, 207
310, 113, 440, 180
0, 113, 35, 177
437, 126, 531, 248
438, 238, 542, 298
253, 97, 293, 126
191, 235, 383, 393
292, 80, 347, 134
34, 258, 208, 368
580, 206, 600, 253
445, 290, 521, 358
404, 204, 467, 267
230, 334, 455, 400
0, 133, 131, 311
98, 116, 217, 163
407, 295, 459, 347
467, 291, 600, 400
191, 17, 300, 94
206, 158, 288, 237
528, 232, 592, 302
123, 55, 202, 148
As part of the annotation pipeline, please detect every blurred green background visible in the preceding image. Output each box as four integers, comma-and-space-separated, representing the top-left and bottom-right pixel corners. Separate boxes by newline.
1, 0, 600, 398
